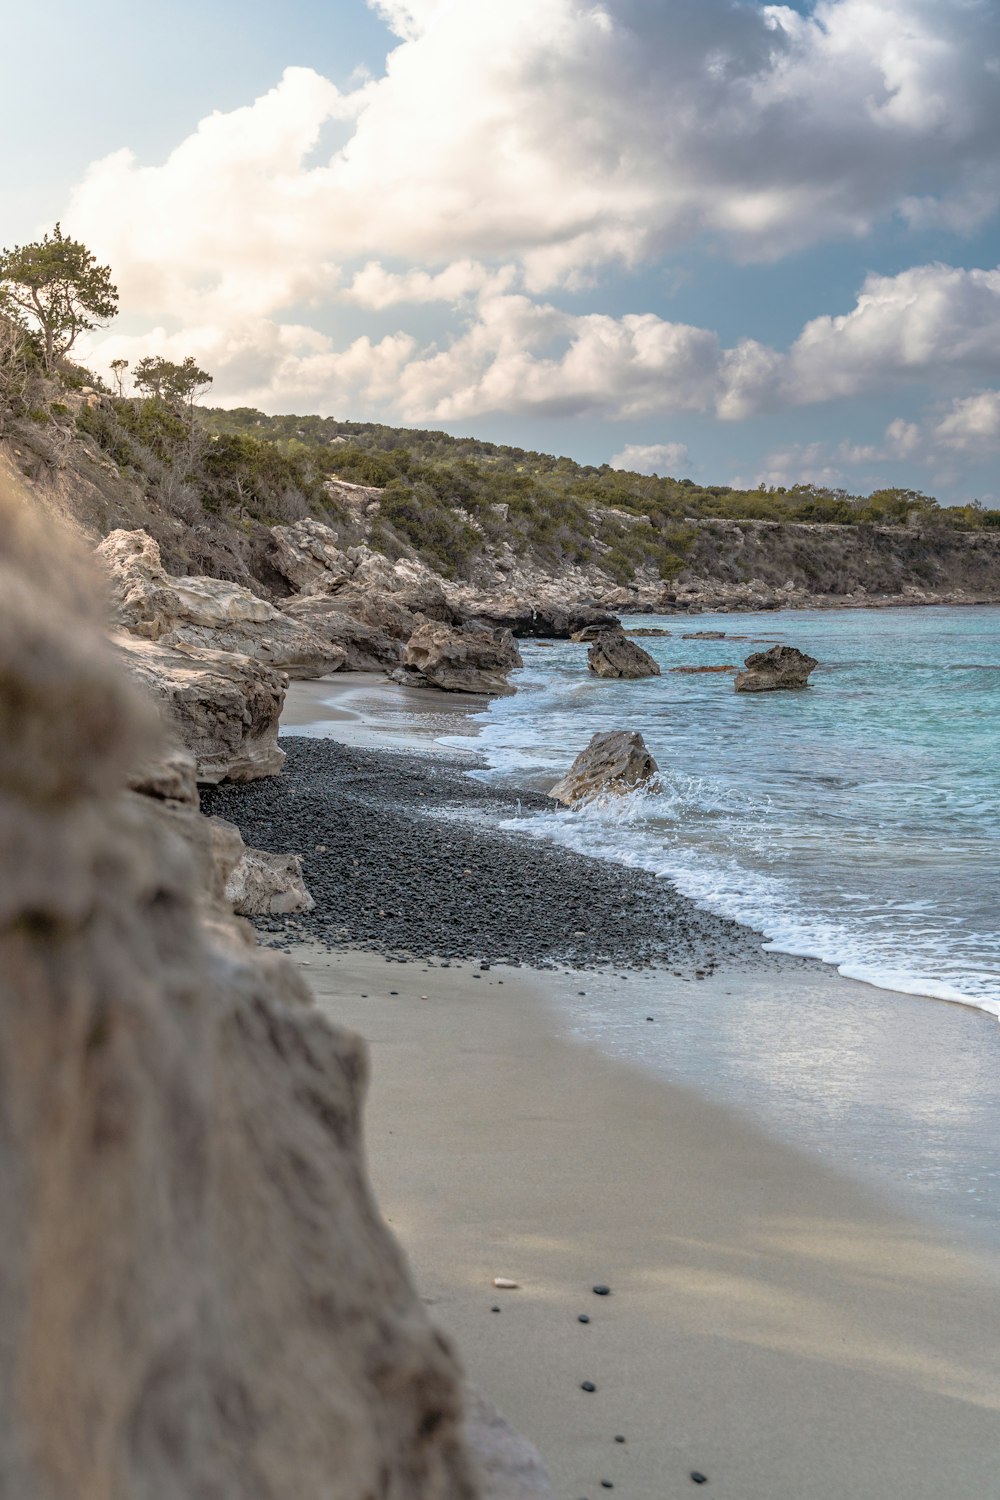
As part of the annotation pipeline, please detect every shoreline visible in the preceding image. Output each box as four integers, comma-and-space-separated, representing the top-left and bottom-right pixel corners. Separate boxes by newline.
201, 674, 1000, 1234
303, 944, 1000, 1499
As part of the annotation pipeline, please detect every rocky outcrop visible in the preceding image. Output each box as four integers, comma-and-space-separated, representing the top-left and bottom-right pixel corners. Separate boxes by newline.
0, 470, 483, 1500
549, 730, 660, 806
734, 644, 819, 692
99, 528, 345, 678
399, 621, 523, 695
269, 521, 454, 620
114, 633, 287, 782
455, 596, 619, 639
282, 595, 404, 671
683, 630, 726, 640
204, 815, 315, 917
587, 628, 661, 680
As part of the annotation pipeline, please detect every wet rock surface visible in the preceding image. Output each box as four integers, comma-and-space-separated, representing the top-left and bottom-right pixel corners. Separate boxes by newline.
734, 643, 819, 692
549, 731, 659, 807
201, 737, 783, 972
587, 628, 661, 680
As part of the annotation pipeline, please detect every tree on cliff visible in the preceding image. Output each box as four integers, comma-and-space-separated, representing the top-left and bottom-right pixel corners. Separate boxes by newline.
133, 354, 213, 409
0, 224, 118, 372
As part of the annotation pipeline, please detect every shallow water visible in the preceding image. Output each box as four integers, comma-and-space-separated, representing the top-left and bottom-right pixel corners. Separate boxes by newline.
442, 606, 1000, 1019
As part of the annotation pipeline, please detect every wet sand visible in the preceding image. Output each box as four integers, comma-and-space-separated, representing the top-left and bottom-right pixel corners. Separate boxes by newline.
302, 945, 1000, 1500
280, 672, 486, 753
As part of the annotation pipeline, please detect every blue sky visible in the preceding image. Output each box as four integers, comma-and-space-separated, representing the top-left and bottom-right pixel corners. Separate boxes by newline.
3, 0, 1000, 500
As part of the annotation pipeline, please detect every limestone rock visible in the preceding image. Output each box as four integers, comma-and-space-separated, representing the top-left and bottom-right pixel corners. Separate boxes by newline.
127, 742, 201, 807
269, 518, 355, 594
587, 628, 661, 680
549, 730, 660, 806
114, 633, 287, 782
454, 597, 619, 639
0, 456, 480, 1500
683, 630, 727, 640
403, 620, 523, 695
282, 595, 404, 671
734, 644, 819, 692
213, 818, 316, 916
464, 1386, 554, 1498
99, 528, 344, 678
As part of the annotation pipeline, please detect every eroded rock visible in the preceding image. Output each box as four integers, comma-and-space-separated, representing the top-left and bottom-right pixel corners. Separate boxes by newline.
549, 730, 660, 806
734, 644, 819, 692
99, 528, 344, 678
114, 633, 287, 782
0, 452, 480, 1500
402, 621, 523, 695
587, 628, 661, 680
282, 595, 404, 671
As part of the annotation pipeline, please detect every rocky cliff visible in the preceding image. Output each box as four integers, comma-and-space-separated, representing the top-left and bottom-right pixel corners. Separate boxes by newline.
0, 455, 549, 1497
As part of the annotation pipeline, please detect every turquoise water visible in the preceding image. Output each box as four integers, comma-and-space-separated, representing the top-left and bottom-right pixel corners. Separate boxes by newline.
443, 606, 1000, 1017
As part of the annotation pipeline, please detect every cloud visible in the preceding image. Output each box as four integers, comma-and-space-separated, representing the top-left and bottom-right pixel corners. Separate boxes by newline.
785, 263, 1000, 404
933, 390, 1000, 450
609, 442, 690, 476
66, 0, 1000, 316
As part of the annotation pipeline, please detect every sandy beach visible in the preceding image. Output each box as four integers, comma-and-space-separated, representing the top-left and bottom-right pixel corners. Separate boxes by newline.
304, 945, 1000, 1499
207, 674, 1000, 1495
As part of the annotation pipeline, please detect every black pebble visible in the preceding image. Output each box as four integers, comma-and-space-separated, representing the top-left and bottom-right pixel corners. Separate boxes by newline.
581, 1381, 597, 1393
600, 1484, 614, 1491
577, 1314, 590, 1324
691, 1473, 708, 1485
389, 990, 399, 995
592, 1285, 611, 1296
614, 1435, 625, 1443
491, 1306, 501, 1313
646, 1016, 654, 1021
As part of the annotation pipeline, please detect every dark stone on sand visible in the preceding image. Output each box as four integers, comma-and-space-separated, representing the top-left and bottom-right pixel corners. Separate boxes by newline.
600, 1483, 614, 1491
581, 1381, 597, 1393
614, 1436, 625, 1443
577, 1315, 590, 1324
592, 1285, 611, 1296
691, 1473, 708, 1485
491, 1306, 501, 1313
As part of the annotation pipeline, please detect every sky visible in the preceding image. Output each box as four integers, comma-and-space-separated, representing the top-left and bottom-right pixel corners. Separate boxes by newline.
3, 0, 1000, 500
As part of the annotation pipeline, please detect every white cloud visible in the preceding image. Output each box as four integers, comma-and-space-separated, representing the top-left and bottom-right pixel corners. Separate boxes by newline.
933, 390, 1000, 450
66, 0, 1000, 312
60, 1, 1000, 432
609, 442, 690, 476
785, 263, 1000, 405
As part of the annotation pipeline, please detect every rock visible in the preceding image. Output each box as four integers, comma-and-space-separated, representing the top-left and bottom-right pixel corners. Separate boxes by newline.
734, 644, 819, 692
281, 595, 404, 671
269, 517, 355, 594
493, 1277, 519, 1289
570, 623, 608, 642
113, 633, 287, 782
127, 742, 201, 806
98, 529, 345, 678
0, 470, 480, 1500
210, 816, 316, 915
549, 731, 660, 806
670, 664, 737, 675
682, 630, 726, 640
456, 599, 619, 639
587, 628, 660, 680
627, 627, 671, 637
403, 621, 523, 695
464, 1387, 554, 1499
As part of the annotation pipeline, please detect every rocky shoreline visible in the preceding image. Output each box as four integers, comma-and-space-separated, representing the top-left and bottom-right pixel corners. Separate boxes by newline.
201, 736, 793, 975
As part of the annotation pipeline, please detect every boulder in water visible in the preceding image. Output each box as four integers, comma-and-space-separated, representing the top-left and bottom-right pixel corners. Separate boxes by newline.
549, 730, 659, 806
587, 628, 660, 680
734, 644, 818, 692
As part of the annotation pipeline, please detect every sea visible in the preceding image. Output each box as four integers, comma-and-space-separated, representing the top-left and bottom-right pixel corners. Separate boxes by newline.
435, 604, 1000, 1232
443, 605, 1000, 1020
